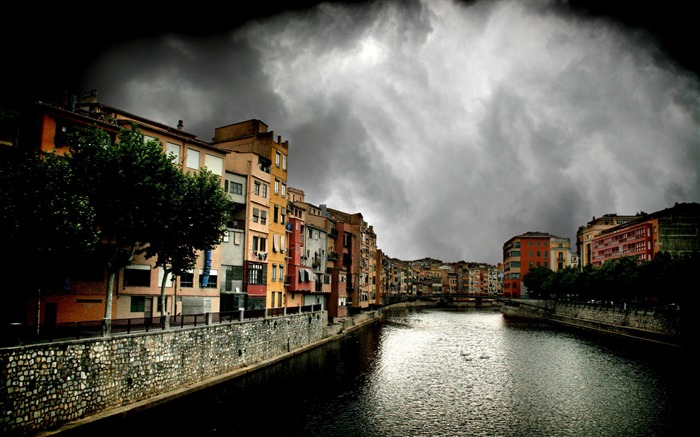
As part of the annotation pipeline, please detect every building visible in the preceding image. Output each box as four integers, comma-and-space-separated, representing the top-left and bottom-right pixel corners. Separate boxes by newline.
502, 232, 572, 298
577, 213, 641, 268
17, 90, 230, 324
590, 202, 700, 266
212, 120, 289, 310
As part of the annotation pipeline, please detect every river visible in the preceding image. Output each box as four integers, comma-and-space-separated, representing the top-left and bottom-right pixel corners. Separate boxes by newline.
57, 307, 688, 436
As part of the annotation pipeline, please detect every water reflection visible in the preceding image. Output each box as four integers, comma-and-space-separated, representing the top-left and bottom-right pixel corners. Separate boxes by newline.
57, 308, 687, 436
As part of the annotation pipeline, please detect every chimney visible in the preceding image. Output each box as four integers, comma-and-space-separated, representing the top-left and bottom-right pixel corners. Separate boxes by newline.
177, 120, 184, 130
82, 89, 98, 104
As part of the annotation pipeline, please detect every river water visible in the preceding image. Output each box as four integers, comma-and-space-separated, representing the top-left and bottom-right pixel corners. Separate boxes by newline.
59, 307, 688, 436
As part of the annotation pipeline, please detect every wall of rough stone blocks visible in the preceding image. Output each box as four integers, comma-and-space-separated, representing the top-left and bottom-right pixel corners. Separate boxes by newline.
502, 301, 683, 345
0, 311, 330, 436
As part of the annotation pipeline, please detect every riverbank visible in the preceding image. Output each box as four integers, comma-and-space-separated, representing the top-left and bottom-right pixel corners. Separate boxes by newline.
8, 310, 382, 437
500, 299, 685, 349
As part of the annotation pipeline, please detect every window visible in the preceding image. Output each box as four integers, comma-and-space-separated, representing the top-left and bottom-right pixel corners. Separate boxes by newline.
253, 208, 259, 223
166, 143, 180, 163
199, 269, 218, 288
275, 179, 280, 195
253, 236, 259, 252
254, 181, 260, 195
158, 267, 173, 288
248, 263, 267, 285
186, 149, 200, 169
204, 154, 223, 176
224, 265, 243, 292
274, 205, 279, 223
279, 266, 284, 282
261, 210, 267, 225
262, 184, 268, 198
234, 232, 242, 245
124, 265, 151, 287
272, 264, 277, 281
225, 181, 243, 195
130, 296, 145, 313
181, 270, 194, 288
282, 183, 286, 198
259, 237, 267, 252
282, 155, 287, 171
276, 150, 281, 167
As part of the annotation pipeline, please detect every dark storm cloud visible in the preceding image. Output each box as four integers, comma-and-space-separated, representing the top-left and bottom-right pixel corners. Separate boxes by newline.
14, 0, 696, 264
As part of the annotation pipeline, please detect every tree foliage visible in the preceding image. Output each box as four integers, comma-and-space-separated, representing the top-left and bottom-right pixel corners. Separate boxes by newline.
523, 253, 696, 311
143, 164, 234, 324
67, 124, 188, 333
2, 124, 233, 332
0, 148, 98, 319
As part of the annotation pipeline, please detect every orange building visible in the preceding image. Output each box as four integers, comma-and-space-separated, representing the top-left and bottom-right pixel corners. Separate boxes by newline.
503, 232, 571, 298
19, 90, 229, 325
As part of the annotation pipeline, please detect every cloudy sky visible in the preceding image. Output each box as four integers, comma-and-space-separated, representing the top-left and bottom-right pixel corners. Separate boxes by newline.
6, 0, 699, 264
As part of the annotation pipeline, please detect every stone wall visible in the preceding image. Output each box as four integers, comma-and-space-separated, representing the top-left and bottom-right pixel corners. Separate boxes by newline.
501, 301, 684, 347
1, 311, 337, 436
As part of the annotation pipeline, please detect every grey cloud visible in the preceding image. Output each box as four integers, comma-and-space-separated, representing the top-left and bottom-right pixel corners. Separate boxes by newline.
77, 0, 699, 264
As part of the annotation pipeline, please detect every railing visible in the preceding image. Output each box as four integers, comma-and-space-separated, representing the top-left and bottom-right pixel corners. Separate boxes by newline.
1, 304, 324, 347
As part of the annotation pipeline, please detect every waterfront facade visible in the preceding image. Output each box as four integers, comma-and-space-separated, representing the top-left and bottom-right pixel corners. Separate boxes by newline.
576, 213, 641, 268
589, 202, 700, 266
20, 91, 230, 324
502, 232, 573, 298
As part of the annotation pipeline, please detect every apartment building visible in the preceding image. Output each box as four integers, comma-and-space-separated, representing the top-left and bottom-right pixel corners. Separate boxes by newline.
285, 196, 311, 308
590, 202, 700, 266
20, 91, 230, 324
219, 171, 247, 311
327, 208, 366, 313
502, 232, 571, 298
213, 120, 289, 310
577, 213, 641, 268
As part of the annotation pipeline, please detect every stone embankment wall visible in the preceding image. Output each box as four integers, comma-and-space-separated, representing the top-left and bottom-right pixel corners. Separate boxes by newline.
0, 310, 382, 436
501, 301, 684, 347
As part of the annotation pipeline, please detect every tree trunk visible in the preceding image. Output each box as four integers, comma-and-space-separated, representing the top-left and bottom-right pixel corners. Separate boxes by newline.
160, 268, 170, 329
102, 270, 115, 336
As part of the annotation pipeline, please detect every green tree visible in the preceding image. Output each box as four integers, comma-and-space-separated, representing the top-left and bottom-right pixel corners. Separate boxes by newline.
144, 166, 234, 328
0, 148, 98, 326
68, 125, 183, 335
523, 266, 555, 298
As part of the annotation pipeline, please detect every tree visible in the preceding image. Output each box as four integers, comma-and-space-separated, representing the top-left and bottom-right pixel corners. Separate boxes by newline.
68, 124, 184, 335
0, 148, 98, 326
523, 266, 554, 298
144, 166, 234, 328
